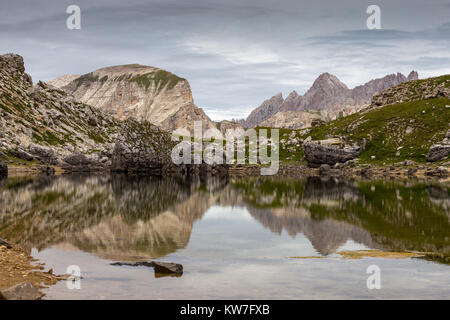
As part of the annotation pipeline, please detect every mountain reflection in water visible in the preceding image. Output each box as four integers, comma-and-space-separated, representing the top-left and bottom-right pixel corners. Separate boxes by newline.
0, 174, 449, 264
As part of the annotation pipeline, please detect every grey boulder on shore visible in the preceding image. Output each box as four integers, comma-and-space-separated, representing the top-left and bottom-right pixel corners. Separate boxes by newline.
302, 142, 362, 168
0, 282, 43, 300
426, 144, 450, 162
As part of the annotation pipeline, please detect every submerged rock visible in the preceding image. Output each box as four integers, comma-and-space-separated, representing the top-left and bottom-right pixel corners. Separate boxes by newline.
154, 262, 183, 275
111, 260, 183, 275
110, 261, 155, 268
302, 142, 362, 168
0, 282, 43, 300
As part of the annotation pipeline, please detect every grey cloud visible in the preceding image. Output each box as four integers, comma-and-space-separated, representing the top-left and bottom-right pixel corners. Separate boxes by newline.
0, 0, 449, 120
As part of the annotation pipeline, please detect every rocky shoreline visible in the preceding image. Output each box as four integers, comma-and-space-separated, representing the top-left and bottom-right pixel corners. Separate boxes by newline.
229, 162, 449, 181
0, 238, 69, 300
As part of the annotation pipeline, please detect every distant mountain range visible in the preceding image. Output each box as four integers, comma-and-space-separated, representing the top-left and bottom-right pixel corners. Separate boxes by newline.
242, 71, 418, 128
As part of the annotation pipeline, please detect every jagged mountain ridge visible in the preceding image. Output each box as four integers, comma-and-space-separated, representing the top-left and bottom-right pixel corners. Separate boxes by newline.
244, 71, 419, 128
49, 64, 216, 132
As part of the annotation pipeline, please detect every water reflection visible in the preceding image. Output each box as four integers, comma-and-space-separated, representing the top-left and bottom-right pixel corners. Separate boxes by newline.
0, 174, 449, 264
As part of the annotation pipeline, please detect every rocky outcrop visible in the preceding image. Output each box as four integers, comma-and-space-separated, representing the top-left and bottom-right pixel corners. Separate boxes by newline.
110, 119, 176, 173
302, 141, 362, 167
245, 71, 418, 128
371, 74, 449, 106
0, 159, 7, 177
50, 64, 216, 132
160, 102, 216, 134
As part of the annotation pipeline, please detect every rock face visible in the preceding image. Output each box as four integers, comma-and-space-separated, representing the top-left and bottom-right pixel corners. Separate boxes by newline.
0, 159, 7, 177
244, 71, 418, 128
243, 93, 284, 128
111, 119, 176, 173
50, 65, 216, 132
302, 142, 362, 168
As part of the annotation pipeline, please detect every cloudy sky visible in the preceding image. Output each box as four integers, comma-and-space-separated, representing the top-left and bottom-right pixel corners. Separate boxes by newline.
1, 0, 450, 120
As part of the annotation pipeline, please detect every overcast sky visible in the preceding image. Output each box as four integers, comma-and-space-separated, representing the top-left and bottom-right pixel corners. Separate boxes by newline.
1, 0, 450, 120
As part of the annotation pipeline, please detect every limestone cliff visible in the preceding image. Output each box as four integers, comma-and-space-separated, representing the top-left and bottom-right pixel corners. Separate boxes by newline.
50, 64, 216, 132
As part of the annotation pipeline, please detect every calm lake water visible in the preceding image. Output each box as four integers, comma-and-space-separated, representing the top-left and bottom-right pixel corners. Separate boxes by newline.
0, 174, 449, 299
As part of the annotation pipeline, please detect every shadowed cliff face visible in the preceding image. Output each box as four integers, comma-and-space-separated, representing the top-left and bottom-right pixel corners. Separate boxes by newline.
0, 175, 448, 263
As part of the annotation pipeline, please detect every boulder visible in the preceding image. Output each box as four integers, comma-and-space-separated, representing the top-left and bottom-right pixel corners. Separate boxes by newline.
153, 262, 183, 275
302, 142, 362, 168
0, 158, 7, 177
0, 282, 43, 300
0, 238, 12, 249
426, 144, 450, 162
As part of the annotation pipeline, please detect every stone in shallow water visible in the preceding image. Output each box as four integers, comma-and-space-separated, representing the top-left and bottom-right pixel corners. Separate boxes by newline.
154, 262, 183, 275
0, 282, 43, 300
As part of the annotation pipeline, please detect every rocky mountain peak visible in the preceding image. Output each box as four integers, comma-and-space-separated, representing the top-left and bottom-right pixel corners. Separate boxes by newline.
407, 70, 419, 81
310, 72, 349, 92
49, 64, 215, 132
